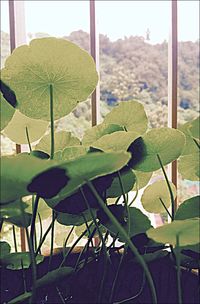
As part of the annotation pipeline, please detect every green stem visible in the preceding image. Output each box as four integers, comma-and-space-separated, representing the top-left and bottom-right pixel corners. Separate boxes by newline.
30, 195, 40, 249
35, 212, 57, 256
192, 138, 200, 149
157, 154, 175, 220
82, 213, 94, 248
48, 210, 56, 271
20, 259, 27, 293
176, 234, 182, 304
12, 225, 18, 252
87, 180, 157, 304
0, 219, 4, 232
59, 222, 93, 268
49, 84, 54, 160
159, 198, 172, 219
63, 226, 74, 252
38, 213, 43, 255
25, 126, 32, 152
19, 202, 37, 304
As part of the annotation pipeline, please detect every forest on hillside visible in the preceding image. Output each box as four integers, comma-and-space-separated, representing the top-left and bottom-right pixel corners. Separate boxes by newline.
1, 30, 199, 138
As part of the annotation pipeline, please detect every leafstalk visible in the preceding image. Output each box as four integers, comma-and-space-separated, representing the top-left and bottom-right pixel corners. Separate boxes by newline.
25, 126, 32, 152
49, 84, 54, 160
87, 180, 157, 304
157, 154, 175, 220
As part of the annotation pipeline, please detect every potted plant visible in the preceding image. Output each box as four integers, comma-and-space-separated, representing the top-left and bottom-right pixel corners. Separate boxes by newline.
0, 37, 199, 304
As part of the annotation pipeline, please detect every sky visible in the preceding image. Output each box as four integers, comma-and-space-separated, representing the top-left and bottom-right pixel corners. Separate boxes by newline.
1, 0, 199, 44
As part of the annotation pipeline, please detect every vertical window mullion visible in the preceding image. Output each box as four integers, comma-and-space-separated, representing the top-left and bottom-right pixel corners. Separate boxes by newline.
8, 0, 27, 251
168, 0, 178, 211
89, 0, 100, 126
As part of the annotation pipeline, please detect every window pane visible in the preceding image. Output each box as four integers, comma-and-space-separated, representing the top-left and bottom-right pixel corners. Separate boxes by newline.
177, 1, 199, 204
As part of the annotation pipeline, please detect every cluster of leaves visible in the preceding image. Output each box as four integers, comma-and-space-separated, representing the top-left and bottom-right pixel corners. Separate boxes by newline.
0, 37, 199, 304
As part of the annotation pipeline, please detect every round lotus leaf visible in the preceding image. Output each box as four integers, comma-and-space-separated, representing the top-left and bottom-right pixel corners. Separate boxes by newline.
57, 209, 96, 226
0, 92, 15, 131
175, 196, 200, 220
25, 197, 51, 221
92, 131, 139, 152
36, 131, 80, 155
147, 218, 200, 246
0, 252, 44, 270
178, 152, 199, 181
99, 206, 151, 242
82, 123, 124, 145
179, 118, 200, 156
3, 110, 48, 144
45, 151, 131, 208
106, 169, 136, 198
0, 199, 28, 220
132, 170, 152, 191
0, 153, 56, 204
54, 146, 88, 162
141, 180, 176, 213
1, 37, 98, 120
103, 100, 148, 133
129, 128, 185, 172
0, 241, 11, 258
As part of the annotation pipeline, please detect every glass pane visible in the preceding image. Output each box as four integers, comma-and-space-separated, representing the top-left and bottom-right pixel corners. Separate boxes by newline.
96, 1, 170, 226
97, 0, 170, 129
177, 1, 199, 205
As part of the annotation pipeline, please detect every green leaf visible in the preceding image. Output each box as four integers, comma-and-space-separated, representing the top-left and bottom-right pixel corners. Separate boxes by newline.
132, 170, 152, 191
0, 252, 44, 269
179, 117, 200, 155
25, 197, 52, 221
82, 123, 124, 145
0, 241, 11, 258
54, 146, 87, 162
35, 267, 74, 289
141, 180, 176, 213
1, 38, 98, 120
178, 152, 199, 181
57, 209, 96, 226
91, 131, 139, 152
147, 218, 200, 246
36, 131, 80, 155
175, 196, 200, 220
129, 128, 185, 172
0, 199, 28, 219
0, 92, 15, 131
3, 110, 48, 144
106, 169, 136, 198
5, 213, 32, 227
0, 153, 56, 203
8, 292, 32, 304
103, 100, 148, 133
43, 151, 131, 208
98, 206, 151, 242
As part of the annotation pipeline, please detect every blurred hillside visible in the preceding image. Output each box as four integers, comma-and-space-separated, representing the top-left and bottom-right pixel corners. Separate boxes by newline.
1, 30, 199, 134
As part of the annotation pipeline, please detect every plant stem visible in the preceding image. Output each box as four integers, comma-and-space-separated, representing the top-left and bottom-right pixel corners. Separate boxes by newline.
59, 222, 93, 268
49, 84, 54, 160
12, 225, 18, 252
30, 195, 40, 249
20, 259, 27, 293
19, 202, 37, 304
35, 212, 57, 256
87, 180, 157, 304
25, 126, 32, 152
159, 198, 172, 219
48, 210, 56, 271
192, 138, 200, 149
38, 213, 43, 255
176, 234, 182, 304
157, 154, 175, 220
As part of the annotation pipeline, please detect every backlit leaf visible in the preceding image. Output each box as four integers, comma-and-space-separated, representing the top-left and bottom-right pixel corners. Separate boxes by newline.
103, 100, 148, 133
141, 180, 176, 213
1, 38, 98, 120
